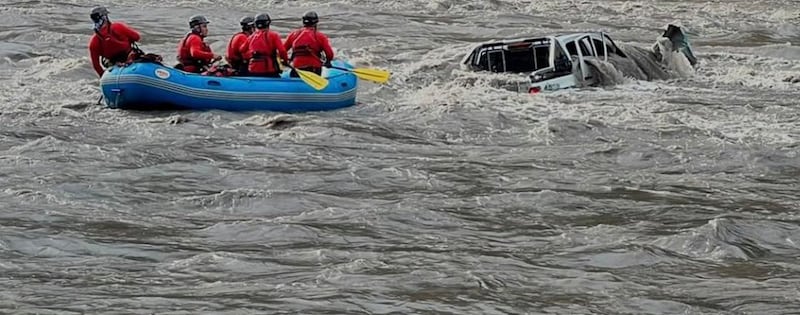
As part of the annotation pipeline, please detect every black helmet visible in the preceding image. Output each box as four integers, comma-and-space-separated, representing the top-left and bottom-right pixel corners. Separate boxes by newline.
254, 13, 271, 29
239, 16, 255, 27
189, 15, 210, 28
90, 6, 109, 23
302, 11, 319, 26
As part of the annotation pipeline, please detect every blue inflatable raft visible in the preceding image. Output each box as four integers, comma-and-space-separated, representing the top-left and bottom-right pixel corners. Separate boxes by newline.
99, 60, 358, 112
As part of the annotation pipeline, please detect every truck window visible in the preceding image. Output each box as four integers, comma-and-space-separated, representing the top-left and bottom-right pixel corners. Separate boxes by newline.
504, 46, 536, 72
579, 38, 594, 57
592, 38, 607, 57
566, 41, 579, 56
533, 45, 550, 70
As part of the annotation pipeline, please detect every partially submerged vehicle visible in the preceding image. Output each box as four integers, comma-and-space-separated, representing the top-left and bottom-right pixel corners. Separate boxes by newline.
461, 25, 697, 93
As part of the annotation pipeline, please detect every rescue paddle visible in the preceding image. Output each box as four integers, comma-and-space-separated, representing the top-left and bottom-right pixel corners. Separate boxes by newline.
314, 56, 390, 84
328, 66, 391, 84
283, 63, 328, 90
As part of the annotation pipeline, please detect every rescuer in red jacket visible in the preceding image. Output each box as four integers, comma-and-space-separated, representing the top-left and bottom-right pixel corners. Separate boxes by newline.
283, 11, 335, 77
176, 15, 222, 73
240, 13, 289, 78
226, 16, 255, 76
87, 6, 141, 77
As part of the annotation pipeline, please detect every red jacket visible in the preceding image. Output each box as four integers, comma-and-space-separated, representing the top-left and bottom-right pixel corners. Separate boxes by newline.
241, 30, 288, 75
88, 22, 141, 77
283, 27, 334, 69
177, 33, 215, 73
226, 32, 249, 68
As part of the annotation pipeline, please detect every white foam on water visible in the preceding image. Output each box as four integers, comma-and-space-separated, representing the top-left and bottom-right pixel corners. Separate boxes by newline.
0, 56, 99, 116
584, 58, 632, 86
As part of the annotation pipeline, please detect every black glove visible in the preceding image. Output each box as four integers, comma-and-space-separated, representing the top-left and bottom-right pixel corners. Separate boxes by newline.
324, 60, 332, 68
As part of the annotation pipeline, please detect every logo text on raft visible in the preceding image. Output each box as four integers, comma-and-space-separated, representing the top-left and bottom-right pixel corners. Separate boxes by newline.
154, 69, 170, 79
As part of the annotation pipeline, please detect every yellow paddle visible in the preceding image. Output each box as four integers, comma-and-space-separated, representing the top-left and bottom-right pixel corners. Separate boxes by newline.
282, 62, 328, 90
328, 65, 390, 84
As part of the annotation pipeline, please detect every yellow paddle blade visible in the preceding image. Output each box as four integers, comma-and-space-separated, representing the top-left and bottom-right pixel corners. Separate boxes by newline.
296, 68, 329, 90
351, 67, 391, 84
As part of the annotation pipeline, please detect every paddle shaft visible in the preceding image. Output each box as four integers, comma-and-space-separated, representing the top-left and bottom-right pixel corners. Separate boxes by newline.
323, 64, 391, 84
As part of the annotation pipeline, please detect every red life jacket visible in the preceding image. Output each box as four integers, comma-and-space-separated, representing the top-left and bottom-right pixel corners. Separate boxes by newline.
177, 33, 212, 73
290, 28, 320, 59
94, 24, 133, 63
247, 31, 280, 75
226, 32, 248, 68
